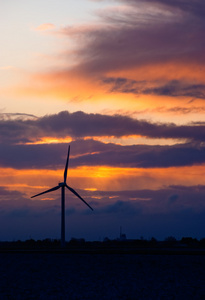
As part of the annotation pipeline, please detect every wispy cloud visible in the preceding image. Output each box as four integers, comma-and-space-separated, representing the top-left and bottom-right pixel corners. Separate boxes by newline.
21, 0, 205, 120
33, 23, 55, 31
61, 0, 205, 76
102, 78, 205, 99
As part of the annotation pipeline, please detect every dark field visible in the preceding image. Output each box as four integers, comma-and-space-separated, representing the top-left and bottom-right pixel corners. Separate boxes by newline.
0, 253, 205, 299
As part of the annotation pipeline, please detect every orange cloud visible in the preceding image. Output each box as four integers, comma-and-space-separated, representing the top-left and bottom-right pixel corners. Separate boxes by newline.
110, 62, 205, 83
34, 23, 55, 31
1, 165, 204, 198
24, 136, 73, 145
11, 58, 205, 125
2, 0, 205, 128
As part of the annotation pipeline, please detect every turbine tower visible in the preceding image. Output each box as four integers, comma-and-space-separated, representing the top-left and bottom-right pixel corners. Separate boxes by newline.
31, 145, 93, 247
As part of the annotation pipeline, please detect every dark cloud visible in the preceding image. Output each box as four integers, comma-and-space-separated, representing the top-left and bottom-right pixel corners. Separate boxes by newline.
84, 184, 205, 239
100, 200, 142, 215
0, 110, 204, 169
145, 81, 205, 99
87, 185, 205, 213
0, 111, 205, 145
56, 0, 205, 100
103, 78, 205, 99
0, 139, 205, 169
0, 113, 37, 121
1, 185, 205, 241
102, 77, 142, 94
0, 143, 67, 169
125, 0, 205, 18
168, 194, 179, 203
0, 186, 26, 202
98, 1, 204, 67
71, 141, 205, 168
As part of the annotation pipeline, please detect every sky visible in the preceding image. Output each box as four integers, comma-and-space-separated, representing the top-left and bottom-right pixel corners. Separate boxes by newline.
0, 0, 205, 241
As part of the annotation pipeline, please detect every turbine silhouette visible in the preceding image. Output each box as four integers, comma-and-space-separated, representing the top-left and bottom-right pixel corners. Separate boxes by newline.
31, 145, 93, 247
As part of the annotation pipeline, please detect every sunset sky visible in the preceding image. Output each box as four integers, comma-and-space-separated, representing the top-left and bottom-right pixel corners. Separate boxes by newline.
0, 0, 205, 241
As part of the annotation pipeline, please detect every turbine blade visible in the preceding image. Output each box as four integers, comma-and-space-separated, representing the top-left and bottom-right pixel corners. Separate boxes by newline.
64, 145, 70, 183
66, 184, 93, 211
31, 185, 60, 198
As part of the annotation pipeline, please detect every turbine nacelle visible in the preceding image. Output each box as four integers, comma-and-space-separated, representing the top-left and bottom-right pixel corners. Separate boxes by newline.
59, 182, 65, 187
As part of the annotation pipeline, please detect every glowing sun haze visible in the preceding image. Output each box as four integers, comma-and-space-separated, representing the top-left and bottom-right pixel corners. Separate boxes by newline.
0, 0, 205, 241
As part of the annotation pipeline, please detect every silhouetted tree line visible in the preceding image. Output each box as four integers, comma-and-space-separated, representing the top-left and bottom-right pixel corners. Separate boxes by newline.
0, 236, 205, 251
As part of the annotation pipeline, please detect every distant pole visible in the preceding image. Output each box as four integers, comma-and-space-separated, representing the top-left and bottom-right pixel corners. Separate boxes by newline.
61, 186, 65, 247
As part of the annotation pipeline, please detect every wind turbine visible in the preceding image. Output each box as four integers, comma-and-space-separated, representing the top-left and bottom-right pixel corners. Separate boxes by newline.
31, 145, 93, 247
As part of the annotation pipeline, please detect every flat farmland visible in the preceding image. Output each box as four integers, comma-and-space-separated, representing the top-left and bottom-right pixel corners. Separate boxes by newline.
0, 253, 205, 299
